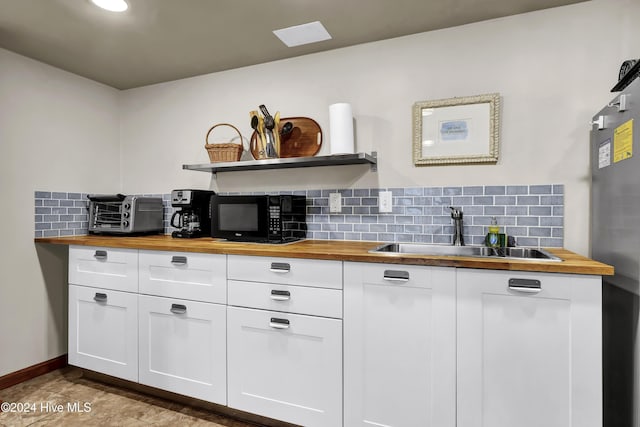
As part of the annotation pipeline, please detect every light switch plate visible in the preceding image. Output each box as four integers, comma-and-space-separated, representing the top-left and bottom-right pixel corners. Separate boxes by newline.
379, 191, 392, 213
329, 193, 342, 213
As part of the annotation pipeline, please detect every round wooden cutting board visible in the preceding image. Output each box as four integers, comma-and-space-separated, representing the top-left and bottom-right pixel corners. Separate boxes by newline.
250, 117, 322, 159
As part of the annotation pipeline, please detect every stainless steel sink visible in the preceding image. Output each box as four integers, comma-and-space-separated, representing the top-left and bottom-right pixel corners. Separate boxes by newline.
499, 247, 561, 260
369, 243, 562, 261
371, 243, 493, 257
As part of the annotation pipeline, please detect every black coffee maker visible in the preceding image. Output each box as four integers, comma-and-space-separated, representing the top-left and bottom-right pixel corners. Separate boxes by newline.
170, 189, 215, 238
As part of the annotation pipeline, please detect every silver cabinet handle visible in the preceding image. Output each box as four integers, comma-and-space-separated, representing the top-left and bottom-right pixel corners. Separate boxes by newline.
94, 250, 107, 260
93, 292, 107, 302
171, 256, 187, 265
508, 278, 541, 293
269, 317, 290, 329
270, 262, 291, 273
170, 303, 187, 314
383, 270, 410, 282
270, 289, 291, 301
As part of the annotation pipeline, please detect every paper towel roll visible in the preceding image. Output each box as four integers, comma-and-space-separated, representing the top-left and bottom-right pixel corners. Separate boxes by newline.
329, 103, 355, 155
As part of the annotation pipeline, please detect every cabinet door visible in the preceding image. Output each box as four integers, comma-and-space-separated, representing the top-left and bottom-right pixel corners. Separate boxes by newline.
138, 295, 226, 405
227, 306, 342, 427
343, 262, 456, 427
139, 250, 226, 304
68, 284, 138, 381
69, 246, 138, 292
457, 269, 602, 427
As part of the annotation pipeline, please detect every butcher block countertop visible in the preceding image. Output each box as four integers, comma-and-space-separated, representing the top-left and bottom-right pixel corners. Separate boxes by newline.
35, 235, 613, 276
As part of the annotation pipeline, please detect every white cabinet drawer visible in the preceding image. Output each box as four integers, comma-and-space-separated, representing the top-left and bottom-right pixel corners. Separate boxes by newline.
69, 245, 138, 292
68, 284, 138, 382
227, 255, 342, 289
457, 268, 596, 296
348, 262, 445, 288
227, 306, 342, 427
139, 250, 226, 304
138, 295, 227, 405
228, 280, 342, 319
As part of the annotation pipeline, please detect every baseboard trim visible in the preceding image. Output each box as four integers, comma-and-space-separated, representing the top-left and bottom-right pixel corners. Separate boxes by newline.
0, 354, 68, 390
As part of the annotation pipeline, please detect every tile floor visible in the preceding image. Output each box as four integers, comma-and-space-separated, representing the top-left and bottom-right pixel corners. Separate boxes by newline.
0, 367, 270, 426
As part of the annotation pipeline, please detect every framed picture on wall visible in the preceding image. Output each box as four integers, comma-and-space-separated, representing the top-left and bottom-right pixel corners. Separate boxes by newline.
412, 93, 500, 166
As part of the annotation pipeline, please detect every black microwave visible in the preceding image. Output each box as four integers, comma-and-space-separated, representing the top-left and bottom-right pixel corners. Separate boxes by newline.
210, 195, 307, 243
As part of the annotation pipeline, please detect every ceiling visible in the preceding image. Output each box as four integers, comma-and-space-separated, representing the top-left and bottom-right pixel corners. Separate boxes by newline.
0, 0, 587, 90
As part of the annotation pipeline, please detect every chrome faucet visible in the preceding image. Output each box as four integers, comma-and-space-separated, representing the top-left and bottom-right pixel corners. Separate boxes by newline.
449, 206, 465, 246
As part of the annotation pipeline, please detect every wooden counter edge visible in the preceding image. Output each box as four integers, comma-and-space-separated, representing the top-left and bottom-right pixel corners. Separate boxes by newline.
34, 236, 614, 276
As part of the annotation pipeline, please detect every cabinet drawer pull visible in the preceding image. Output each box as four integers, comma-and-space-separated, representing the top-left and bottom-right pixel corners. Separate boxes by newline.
270, 262, 291, 273
383, 270, 410, 282
171, 256, 187, 265
93, 250, 107, 260
269, 317, 290, 329
93, 292, 107, 302
508, 278, 542, 293
170, 304, 187, 314
270, 289, 291, 301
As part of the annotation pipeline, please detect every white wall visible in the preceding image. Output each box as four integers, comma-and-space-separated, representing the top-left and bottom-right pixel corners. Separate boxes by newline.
0, 49, 120, 377
119, 0, 640, 256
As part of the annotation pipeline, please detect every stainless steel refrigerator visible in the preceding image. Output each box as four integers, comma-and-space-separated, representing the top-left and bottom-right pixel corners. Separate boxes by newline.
591, 77, 640, 427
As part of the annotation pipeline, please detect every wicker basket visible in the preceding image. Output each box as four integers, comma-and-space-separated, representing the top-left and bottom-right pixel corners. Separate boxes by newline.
205, 123, 244, 162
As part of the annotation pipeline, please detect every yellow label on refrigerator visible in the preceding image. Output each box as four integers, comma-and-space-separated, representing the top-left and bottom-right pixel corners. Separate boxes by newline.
614, 119, 633, 163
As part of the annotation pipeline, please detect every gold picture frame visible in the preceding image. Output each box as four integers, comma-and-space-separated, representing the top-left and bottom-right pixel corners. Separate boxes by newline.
413, 93, 500, 166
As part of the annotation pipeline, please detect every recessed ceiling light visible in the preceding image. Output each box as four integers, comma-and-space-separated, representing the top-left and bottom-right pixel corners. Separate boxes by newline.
91, 0, 128, 12
273, 21, 332, 47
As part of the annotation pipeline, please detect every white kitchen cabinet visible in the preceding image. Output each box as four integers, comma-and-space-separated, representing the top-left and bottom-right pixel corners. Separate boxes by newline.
227, 306, 342, 427
343, 262, 457, 427
139, 250, 226, 303
62, 242, 605, 427
456, 268, 602, 427
68, 284, 138, 382
227, 255, 343, 427
138, 294, 227, 405
69, 245, 138, 292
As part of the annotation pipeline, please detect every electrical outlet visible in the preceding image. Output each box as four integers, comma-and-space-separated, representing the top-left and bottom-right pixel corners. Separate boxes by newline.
329, 193, 342, 213
379, 191, 393, 213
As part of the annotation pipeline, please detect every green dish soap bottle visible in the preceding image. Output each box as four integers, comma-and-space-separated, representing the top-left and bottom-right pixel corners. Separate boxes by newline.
486, 217, 500, 248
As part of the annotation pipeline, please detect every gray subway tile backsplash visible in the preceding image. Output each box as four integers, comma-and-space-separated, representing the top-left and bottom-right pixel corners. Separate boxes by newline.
484, 186, 506, 195
34, 184, 564, 247
34, 192, 89, 238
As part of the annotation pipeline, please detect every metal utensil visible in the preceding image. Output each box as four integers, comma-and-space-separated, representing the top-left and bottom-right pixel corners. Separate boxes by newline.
258, 115, 268, 157
264, 128, 277, 158
259, 104, 275, 130
259, 105, 277, 157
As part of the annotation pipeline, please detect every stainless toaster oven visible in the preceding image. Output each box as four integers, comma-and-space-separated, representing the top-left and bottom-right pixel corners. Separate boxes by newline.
87, 194, 164, 235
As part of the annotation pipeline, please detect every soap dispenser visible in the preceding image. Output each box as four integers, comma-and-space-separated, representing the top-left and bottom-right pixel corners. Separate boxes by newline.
486, 217, 500, 248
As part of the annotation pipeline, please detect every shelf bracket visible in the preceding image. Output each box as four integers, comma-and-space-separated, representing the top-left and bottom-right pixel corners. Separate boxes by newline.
370, 151, 377, 172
